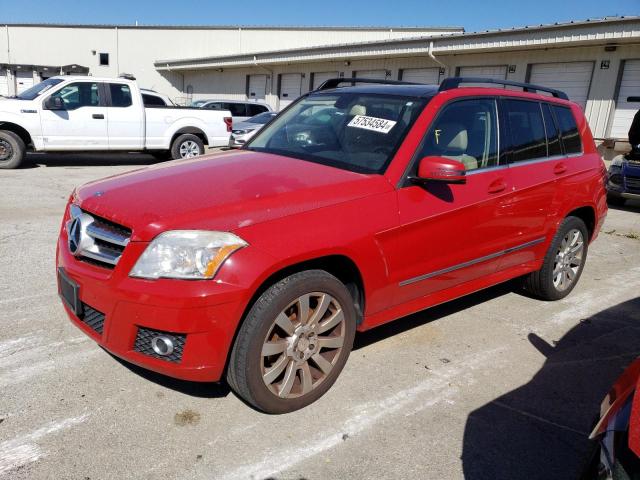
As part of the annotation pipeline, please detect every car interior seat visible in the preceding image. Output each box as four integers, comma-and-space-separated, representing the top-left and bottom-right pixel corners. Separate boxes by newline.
436, 123, 478, 170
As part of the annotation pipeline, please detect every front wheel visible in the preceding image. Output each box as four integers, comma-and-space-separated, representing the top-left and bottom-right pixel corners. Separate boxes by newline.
170, 134, 204, 160
227, 270, 357, 414
523, 216, 589, 300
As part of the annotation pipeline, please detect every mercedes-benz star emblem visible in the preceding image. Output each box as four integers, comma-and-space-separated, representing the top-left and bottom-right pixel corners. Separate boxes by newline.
67, 217, 82, 255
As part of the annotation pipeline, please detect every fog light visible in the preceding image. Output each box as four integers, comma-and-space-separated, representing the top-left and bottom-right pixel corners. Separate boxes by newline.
151, 335, 175, 356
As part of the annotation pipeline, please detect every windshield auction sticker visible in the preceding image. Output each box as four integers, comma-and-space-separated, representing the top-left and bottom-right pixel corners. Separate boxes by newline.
347, 115, 397, 134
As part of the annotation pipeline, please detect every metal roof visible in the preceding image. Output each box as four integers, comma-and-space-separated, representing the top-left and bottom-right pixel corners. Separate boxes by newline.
155, 16, 640, 71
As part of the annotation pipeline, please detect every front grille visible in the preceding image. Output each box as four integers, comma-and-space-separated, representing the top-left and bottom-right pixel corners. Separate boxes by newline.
133, 327, 186, 363
69, 207, 132, 269
627, 176, 640, 192
80, 303, 105, 335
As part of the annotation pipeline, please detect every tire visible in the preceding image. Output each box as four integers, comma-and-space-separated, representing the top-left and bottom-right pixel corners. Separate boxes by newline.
523, 216, 589, 301
170, 134, 204, 160
0, 130, 26, 169
227, 270, 357, 414
607, 193, 626, 207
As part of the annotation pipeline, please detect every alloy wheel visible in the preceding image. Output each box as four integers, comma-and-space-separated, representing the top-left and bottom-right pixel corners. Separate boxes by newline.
0, 138, 13, 161
179, 140, 200, 158
261, 292, 346, 399
553, 228, 584, 291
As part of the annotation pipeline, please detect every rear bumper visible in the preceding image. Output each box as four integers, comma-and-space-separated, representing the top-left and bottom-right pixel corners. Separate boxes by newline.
56, 235, 250, 382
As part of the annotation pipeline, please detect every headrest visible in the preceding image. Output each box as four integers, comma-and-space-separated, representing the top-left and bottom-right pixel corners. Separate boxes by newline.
349, 105, 367, 116
437, 123, 468, 152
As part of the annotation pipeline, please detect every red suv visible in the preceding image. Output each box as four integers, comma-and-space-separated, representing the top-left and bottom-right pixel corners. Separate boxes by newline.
57, 77, 607, 413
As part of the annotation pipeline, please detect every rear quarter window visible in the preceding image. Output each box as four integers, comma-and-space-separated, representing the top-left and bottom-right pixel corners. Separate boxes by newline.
552, 105, 582, 154
247, 103, 269, 116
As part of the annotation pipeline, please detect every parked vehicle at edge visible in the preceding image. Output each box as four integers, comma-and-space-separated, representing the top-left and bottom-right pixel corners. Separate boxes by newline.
56, 77, 607, 413
583, 358, 640, 479
607, 99, 640, 206
0, 76, 232, 169
195, 99, 272, 122
229, 111, 278, 148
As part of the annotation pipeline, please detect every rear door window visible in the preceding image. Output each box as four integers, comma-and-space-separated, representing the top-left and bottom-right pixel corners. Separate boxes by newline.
223, 103, 248, 117
541, 103, 562, 157
247, 103, 269, 116
552, 105, 582, 154
503, 99, 547, 162
109, 84, 133, 107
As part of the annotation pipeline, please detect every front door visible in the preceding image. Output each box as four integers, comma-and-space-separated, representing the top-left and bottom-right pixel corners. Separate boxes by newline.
390, 97, 514, 305
40, 81, 109, 150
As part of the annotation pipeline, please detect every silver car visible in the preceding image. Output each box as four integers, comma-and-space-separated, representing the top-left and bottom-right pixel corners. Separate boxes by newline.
228, 112, 277, 148
195, 99, 272, 122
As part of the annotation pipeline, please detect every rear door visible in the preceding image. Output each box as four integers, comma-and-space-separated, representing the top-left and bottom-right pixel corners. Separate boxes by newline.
105, 82, 144, 149
392, 97, 514, 304
223, 102, 249, 122
40, 80, 109, 150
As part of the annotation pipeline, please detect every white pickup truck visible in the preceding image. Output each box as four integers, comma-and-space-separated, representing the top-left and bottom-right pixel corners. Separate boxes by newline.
0, 76, 232, 169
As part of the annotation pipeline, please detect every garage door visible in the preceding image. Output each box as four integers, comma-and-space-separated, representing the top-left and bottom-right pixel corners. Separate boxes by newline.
16, 71, 34, 95
0, 69, 8, 96
279, 73, 302, 109
401, 68, 440, 85
610, 59, 640, 140
247, 74, 267, 102
355, 70, 387, 80
312, 71, 338, 90
528, 62, 594, 109
458, 65, 507, 80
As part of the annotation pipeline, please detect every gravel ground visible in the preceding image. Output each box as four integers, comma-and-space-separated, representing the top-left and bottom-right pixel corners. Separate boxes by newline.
1, 151, 639, 480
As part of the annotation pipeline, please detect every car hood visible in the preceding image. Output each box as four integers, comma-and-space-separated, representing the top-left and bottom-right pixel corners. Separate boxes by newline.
75, 150, 392, 242
234, 121, 262, 131
0, 97, 31, 113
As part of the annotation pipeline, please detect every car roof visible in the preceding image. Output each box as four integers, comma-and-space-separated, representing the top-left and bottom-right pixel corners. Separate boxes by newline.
200, 99, 269, 105
312, 83, 440, 98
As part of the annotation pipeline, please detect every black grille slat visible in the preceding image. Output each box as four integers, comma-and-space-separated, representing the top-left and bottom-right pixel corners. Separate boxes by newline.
80, 303, 105, 335
626, 176, 640, 191
133, 327, 186, 363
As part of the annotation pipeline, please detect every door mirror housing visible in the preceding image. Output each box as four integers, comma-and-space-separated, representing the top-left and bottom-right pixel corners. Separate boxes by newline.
44, 96, 65, 110
415, 156, 466, 184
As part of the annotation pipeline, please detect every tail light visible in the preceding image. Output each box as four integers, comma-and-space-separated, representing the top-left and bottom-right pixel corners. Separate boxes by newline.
224, 117, 233, 133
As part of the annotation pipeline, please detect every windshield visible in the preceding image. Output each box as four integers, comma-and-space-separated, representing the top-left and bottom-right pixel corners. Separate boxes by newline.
246, 112, 277, 124
17, 78, 64, 100
191, 100, 209, 107
246, 92, 427, 174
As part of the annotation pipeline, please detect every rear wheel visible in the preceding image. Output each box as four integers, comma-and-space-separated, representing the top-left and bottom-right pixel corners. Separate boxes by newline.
227, 270, 356, 414
523, 216, 589, 300
170, 134, 204, 160
0, 130, 26, 169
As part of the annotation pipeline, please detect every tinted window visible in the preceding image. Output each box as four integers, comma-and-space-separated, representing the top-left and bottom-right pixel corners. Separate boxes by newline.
99, 53, 109, 66
541, 103, 562, 156
142, 93, 166, 106
417, 98, 498, 171
50, 82, 100, 110
504, 99, 546, 162
248, 93, 427, 174
247, 103, 269, 116
109, 84, 132, 107
205, 102, 224, 110
223, 103, 248, 117
553, 105, 582, 154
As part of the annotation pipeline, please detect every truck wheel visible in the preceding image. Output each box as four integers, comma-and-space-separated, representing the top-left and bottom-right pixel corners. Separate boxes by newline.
523, 216, 589, 301
607, 194, 626, 207
227, 270, 357, 414
170, 134, 204, 159
0, 130, 26, 169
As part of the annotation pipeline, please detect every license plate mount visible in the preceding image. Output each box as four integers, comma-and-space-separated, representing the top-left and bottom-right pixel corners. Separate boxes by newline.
58, 268, 83, 317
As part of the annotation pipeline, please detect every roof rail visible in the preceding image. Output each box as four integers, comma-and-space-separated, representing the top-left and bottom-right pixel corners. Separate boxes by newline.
316, 77, 419, 91
439, 77, 569, 100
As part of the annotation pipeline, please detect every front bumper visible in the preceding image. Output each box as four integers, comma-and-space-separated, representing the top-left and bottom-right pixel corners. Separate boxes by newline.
56, 226, 252, 382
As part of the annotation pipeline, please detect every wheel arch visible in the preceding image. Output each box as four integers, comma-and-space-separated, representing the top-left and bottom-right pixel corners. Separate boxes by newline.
0, 122, 33, 148
565, 205, 596, 241
171, 127, 209, 147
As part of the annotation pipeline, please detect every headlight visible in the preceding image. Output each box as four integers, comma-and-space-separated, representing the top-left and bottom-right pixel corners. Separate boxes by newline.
233, 129, 251, 135
611, 156, 625, 168
130, 231, 247, 280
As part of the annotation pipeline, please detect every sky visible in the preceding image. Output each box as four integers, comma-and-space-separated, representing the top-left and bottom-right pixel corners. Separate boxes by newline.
0, 0, 638, 32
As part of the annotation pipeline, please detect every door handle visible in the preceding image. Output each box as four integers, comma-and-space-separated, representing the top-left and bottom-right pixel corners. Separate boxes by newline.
488, 178, 507, 194
553, 162, 567, 175
92, 114, 105, 119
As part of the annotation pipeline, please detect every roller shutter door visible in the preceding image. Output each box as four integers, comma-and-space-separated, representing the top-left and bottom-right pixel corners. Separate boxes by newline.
279, 73, 302, 109
355, 70, 387, 80
16, 71, 34, 94
247, 74, 267, 102
528, 62, 593, 109
312, 71, 338, 90
401, 68, 440, 85
610, 59, 640, 140
0, 70, 8, 96
458, 65, 507, 80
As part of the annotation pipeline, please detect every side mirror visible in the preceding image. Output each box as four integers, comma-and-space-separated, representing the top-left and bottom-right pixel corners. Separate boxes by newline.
44, 96, 65, 110
415, 156, 466, 184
